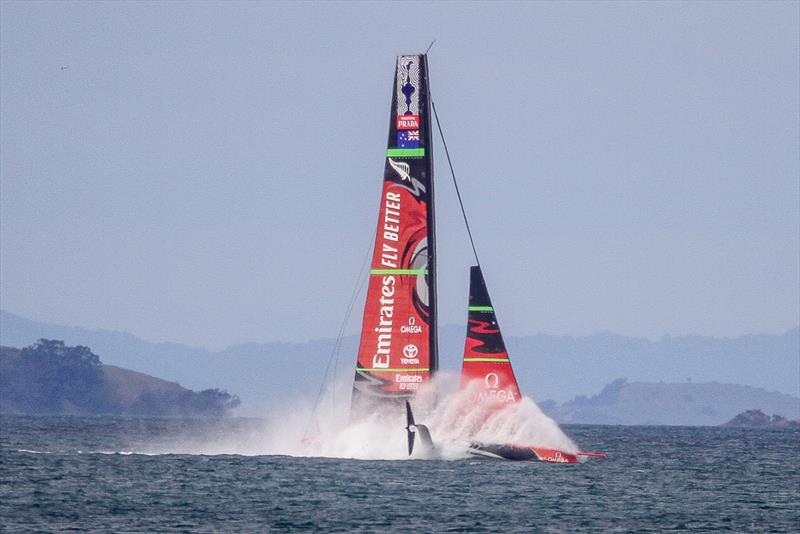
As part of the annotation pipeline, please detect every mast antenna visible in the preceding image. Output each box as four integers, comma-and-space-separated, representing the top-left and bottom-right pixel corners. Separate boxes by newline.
425, 40, 437, 55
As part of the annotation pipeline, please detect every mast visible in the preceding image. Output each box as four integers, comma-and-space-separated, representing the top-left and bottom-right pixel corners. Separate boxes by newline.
350, 54, 437, 417
422, 54, 438, 375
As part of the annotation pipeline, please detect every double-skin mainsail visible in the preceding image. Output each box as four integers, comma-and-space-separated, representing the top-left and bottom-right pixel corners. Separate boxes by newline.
351, 55, 437, 417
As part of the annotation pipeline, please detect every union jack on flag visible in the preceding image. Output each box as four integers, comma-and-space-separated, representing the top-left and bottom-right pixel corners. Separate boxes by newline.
397, 130, 421, 148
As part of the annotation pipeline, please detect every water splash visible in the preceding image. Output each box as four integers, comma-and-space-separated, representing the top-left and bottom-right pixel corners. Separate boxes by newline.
293, 372, 577, 459
133, 372, 577, 459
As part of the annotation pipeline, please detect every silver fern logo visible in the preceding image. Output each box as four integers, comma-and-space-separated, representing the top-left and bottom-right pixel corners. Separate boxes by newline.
388, 158, 426, 198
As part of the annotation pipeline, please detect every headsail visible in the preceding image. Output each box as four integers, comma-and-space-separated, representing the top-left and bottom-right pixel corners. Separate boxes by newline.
461, 265, 521, 405
351, 54, 437, 416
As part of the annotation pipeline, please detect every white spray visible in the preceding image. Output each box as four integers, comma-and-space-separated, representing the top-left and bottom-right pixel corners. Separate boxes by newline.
137, 371, 577, 459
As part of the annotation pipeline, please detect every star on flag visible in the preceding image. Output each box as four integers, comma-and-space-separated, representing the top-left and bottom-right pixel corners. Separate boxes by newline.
397, 130, 421, 148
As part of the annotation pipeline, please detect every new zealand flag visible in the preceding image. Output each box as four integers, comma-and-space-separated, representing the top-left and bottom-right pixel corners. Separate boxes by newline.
397, 130, 421, 149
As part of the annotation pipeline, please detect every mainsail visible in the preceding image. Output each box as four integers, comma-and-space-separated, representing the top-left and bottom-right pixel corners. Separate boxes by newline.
461, 265, 521, 405
351, 54, 437, 415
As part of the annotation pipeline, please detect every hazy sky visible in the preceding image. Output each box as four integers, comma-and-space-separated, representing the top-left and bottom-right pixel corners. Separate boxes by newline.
1, 1, 798, 350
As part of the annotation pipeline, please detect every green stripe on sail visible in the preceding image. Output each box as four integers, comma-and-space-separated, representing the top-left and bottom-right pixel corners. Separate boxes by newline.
468, 306, 494, 312
371, 268, 428, 275
386, 148, 425, 157
356, 367, 430, 372
463, 358, 510, 363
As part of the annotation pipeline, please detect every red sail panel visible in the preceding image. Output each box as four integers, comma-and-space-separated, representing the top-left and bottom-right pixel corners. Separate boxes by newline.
461, 266, 522, 406
351, 54, 437, 414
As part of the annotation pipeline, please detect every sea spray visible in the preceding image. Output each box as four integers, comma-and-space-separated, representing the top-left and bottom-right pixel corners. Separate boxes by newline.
418, 376, 579, 455
133, 372, 577, 459
295, 372, 578, 459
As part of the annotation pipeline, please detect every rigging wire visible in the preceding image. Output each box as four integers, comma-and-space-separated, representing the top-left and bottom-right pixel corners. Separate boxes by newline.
432, 93, 512, 349
302, 230, 374, 440
431, 99, 481, 268
330, 239, 372, 410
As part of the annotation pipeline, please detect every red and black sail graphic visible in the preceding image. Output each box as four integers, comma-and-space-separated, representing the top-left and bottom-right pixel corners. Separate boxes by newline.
461, 265, 521, 405
351, 55, 437, 415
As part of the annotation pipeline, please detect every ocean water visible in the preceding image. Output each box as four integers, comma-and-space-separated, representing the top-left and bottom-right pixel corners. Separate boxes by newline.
1, 415, 798, 532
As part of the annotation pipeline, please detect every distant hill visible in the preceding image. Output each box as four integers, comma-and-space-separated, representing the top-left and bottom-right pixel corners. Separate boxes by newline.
541, 378, 800, 426
0, 340, 239, 417
722, 409, 800, 430
1, 310, 798, 419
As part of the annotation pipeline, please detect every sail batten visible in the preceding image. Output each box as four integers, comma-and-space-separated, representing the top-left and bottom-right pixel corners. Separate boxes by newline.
350, 54, 436, 416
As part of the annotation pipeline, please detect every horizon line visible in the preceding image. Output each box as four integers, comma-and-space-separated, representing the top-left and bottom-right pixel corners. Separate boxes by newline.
1, 308, 797, 353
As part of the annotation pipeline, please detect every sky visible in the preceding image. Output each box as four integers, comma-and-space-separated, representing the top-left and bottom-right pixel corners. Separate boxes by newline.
1, 1, 798, 350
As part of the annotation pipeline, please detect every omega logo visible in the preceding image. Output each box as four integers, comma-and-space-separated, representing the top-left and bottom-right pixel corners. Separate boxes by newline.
484, 372, 499, 389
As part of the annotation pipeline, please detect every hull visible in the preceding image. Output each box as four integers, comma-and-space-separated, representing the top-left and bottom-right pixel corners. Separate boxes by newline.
467, 443, 579, 464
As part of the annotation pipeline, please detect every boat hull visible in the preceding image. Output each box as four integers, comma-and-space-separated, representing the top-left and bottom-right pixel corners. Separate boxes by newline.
467, 443, 579, 463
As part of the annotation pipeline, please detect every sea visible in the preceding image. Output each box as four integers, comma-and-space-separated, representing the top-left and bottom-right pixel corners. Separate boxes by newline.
1, 415, 798, 532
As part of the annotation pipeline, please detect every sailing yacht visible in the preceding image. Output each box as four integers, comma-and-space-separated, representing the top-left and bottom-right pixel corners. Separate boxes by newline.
349, 53, 603, 463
